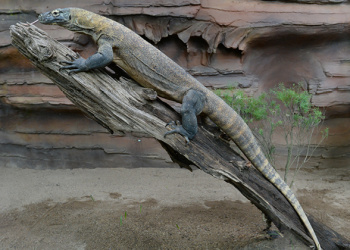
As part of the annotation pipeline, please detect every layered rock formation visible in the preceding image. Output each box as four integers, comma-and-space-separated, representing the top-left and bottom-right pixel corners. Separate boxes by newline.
1, 0, 350, 169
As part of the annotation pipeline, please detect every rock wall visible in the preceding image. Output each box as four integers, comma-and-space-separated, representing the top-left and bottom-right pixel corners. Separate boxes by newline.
1, 0, 350, 169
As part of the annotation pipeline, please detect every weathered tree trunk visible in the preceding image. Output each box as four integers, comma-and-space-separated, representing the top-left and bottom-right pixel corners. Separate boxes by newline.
10, 23, 350, 249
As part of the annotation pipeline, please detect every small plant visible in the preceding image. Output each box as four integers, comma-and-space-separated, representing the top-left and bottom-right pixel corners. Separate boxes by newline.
216, 83, 328, 187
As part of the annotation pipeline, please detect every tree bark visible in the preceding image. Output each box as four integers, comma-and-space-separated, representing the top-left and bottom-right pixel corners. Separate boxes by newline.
10, 23, 350, 250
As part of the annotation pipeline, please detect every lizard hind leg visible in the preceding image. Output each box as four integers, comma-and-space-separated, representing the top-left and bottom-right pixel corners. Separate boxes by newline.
164, 89, 206, 143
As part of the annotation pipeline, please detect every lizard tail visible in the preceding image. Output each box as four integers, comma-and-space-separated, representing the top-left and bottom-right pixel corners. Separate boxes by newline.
206, 93, 321, 250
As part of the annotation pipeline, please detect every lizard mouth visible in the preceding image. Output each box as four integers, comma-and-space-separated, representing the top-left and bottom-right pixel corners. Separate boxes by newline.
38, 13, 50, 24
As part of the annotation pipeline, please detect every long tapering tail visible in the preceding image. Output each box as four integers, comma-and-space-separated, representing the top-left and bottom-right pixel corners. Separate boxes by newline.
205, 92, 321, 249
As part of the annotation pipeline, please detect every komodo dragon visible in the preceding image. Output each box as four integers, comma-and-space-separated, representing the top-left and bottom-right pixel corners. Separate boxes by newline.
37, 8, 321, 249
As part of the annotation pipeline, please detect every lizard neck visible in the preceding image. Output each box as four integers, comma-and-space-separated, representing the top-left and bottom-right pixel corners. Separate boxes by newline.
62, 8, 121, 44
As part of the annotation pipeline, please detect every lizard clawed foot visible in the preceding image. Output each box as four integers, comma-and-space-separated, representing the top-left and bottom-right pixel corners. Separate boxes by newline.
59, 54, 76, 73
59, 54, 87, 75
164, 121, 190, 144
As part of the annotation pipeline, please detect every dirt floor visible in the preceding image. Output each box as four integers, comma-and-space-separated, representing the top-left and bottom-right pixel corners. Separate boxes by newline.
0, 157, 349, 249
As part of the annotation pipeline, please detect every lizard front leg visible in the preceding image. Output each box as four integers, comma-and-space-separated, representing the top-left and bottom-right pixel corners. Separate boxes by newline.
164, 89, 205, 143
61, 38, 114, 74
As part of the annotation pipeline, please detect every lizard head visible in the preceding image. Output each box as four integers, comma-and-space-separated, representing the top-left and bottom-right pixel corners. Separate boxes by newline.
38, 8, 71, 26
38, 8, 100, 36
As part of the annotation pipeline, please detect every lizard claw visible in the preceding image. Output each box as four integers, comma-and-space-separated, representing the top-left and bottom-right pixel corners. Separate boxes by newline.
67, 53, 80, 61
165, 121, 174, 128
165, 120, 181, 129
164, 130, 190, 145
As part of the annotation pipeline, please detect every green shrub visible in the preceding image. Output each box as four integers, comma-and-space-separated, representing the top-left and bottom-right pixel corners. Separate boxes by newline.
216, 83, 328, 187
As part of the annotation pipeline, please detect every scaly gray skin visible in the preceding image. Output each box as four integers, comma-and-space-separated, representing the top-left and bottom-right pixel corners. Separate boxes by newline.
38, 8, 321, 249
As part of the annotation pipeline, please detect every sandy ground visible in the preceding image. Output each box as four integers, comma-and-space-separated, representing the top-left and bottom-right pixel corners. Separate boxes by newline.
0, 159, 349, 249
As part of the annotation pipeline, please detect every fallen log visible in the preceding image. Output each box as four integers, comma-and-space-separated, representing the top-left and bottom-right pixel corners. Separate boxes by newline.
10, 23, 350, 249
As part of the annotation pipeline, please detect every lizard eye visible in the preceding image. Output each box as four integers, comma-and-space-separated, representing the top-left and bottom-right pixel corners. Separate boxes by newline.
51, 10, 60, 17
